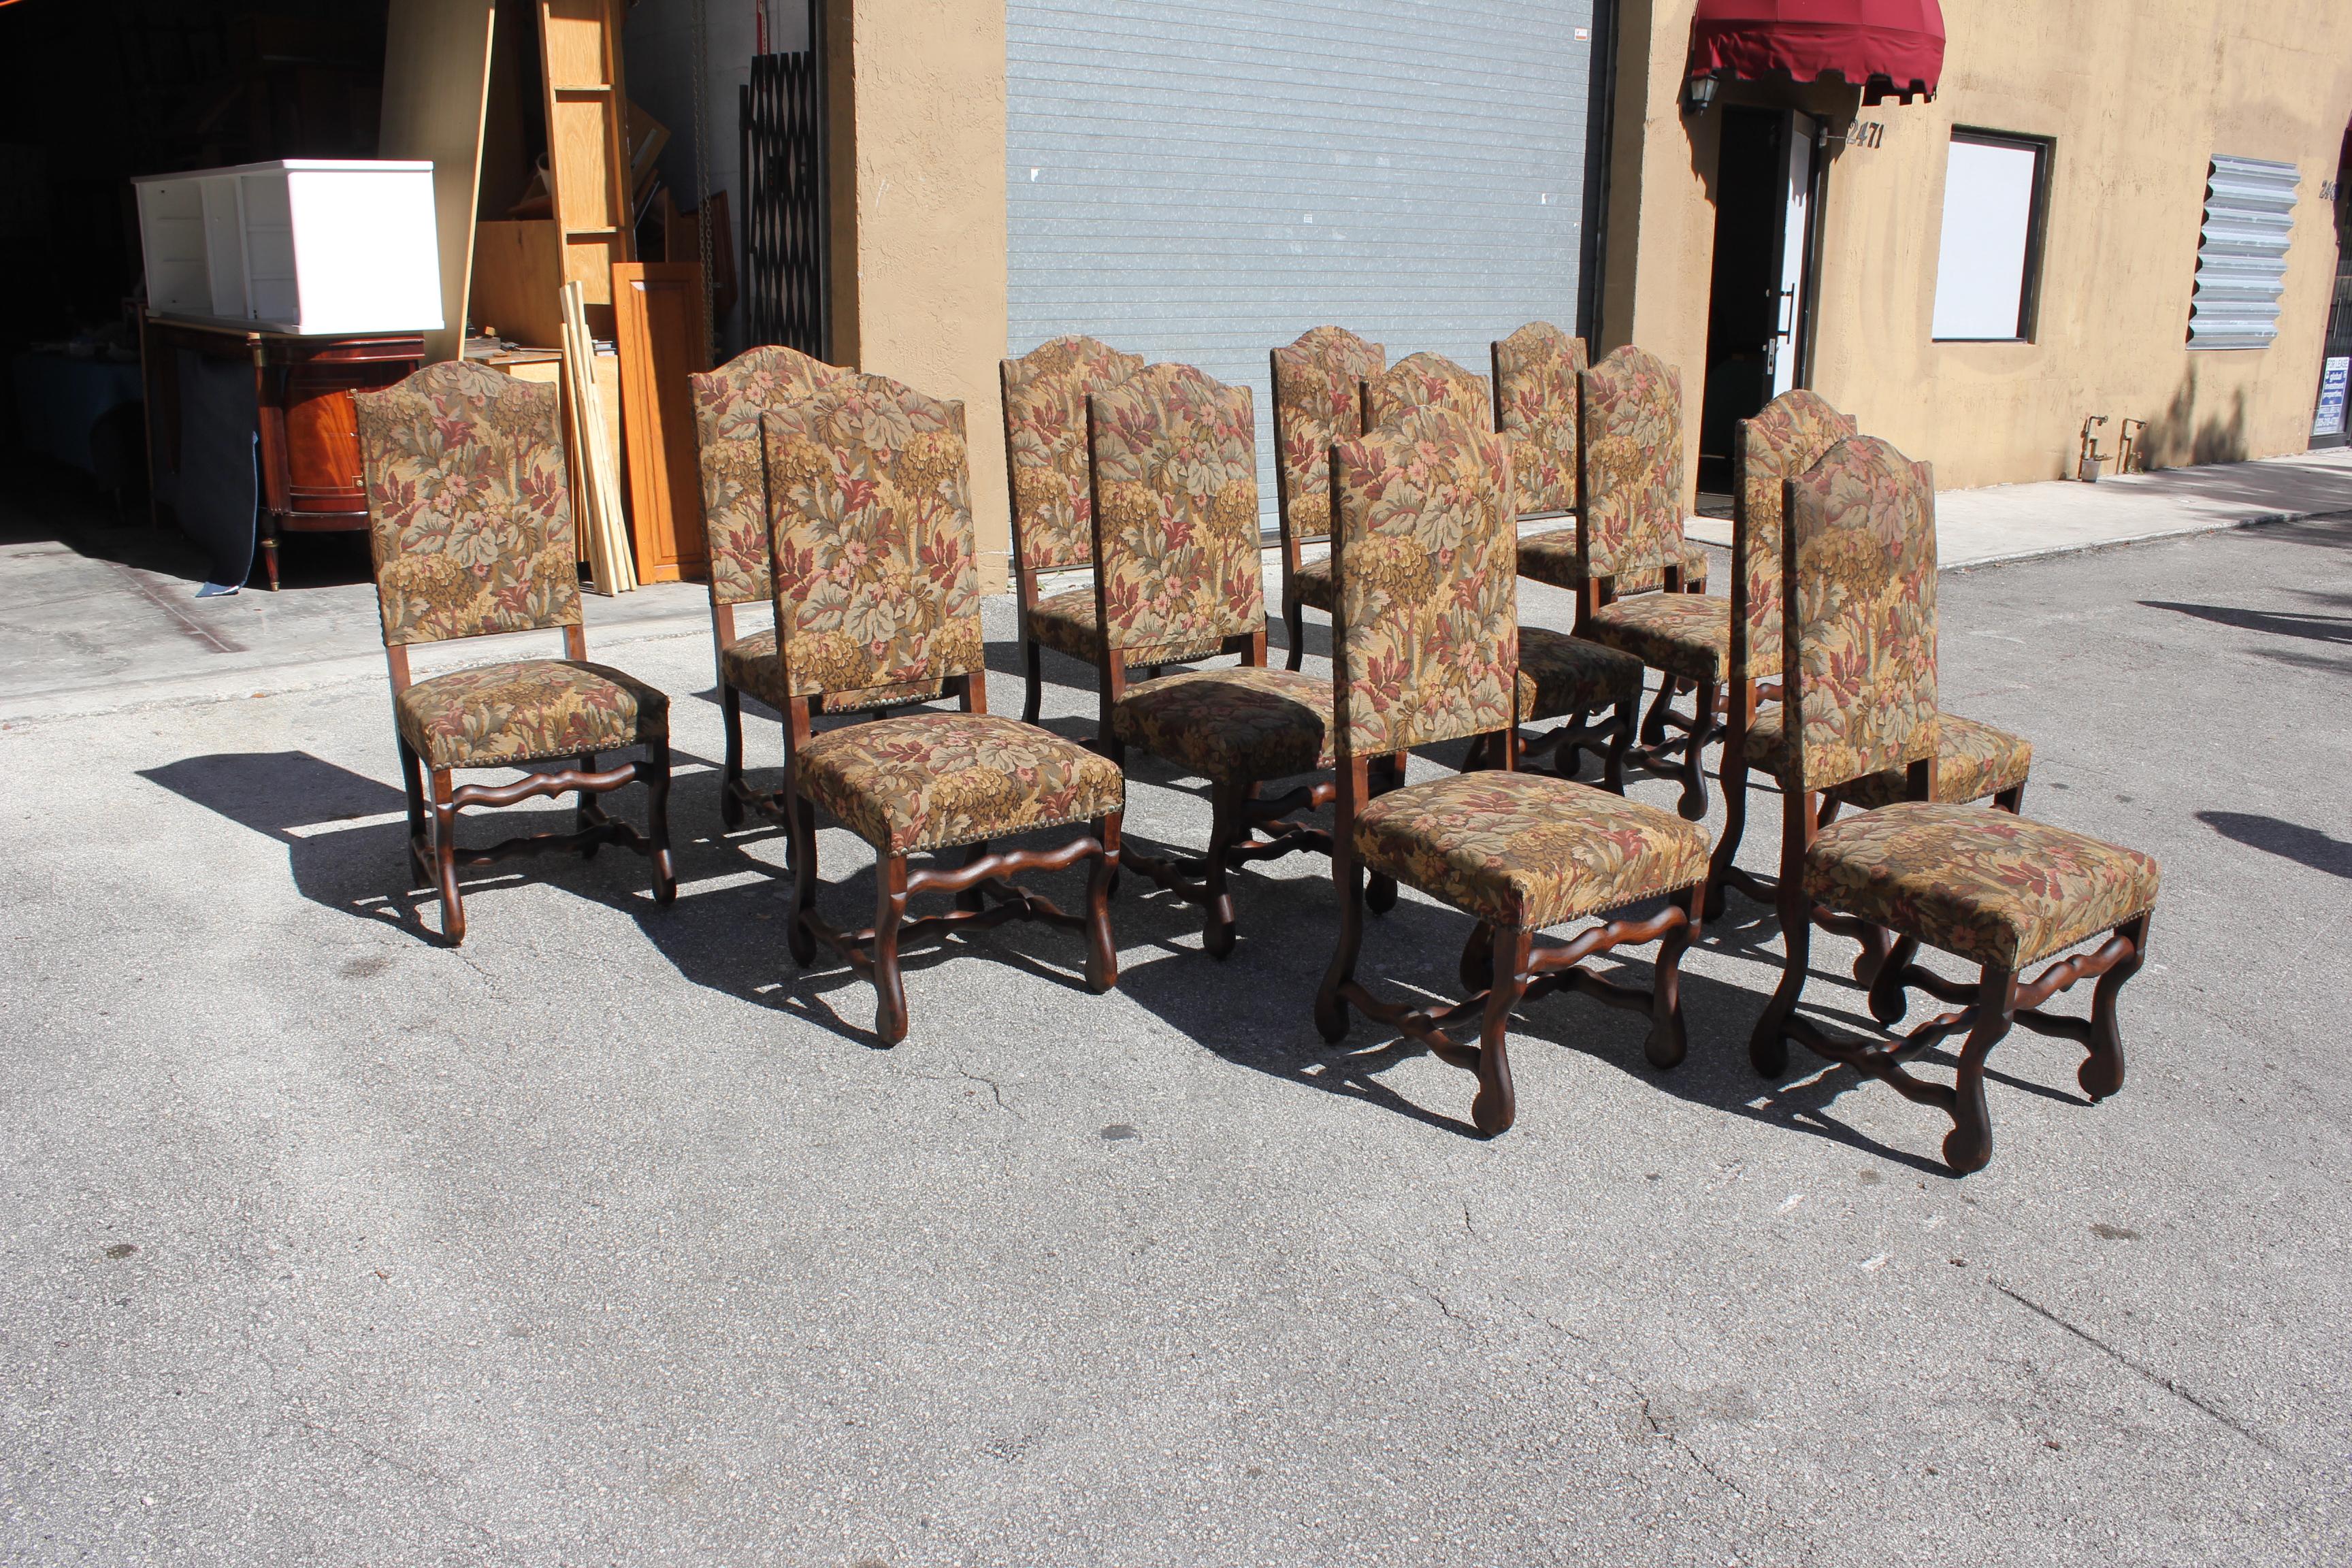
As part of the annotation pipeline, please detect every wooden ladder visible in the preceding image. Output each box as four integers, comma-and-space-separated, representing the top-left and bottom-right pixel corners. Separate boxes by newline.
536, 0, 634, 336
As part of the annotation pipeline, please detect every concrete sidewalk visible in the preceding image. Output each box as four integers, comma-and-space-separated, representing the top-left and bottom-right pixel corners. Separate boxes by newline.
1687, 444, 2352, 566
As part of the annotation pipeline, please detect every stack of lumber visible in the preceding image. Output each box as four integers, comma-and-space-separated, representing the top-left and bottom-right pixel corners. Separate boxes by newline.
561, 280, 636, 594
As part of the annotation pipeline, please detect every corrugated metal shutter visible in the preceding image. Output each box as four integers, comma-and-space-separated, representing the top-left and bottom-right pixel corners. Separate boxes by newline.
2187, 155, 2299, 350
1007, 0, 1596, 520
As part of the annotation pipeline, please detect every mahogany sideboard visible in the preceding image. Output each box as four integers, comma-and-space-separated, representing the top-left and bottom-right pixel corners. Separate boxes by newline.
141, 313, 425, 590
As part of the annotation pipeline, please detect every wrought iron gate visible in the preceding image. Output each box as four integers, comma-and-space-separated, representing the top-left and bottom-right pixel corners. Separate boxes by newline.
740, 1, 830, 359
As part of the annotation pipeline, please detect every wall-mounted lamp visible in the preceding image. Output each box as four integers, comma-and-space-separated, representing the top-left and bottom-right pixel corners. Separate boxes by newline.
1684, 72, 1720, 113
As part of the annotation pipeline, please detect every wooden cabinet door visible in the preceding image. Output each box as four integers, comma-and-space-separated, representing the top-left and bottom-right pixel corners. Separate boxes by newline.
612, 261, 711, 583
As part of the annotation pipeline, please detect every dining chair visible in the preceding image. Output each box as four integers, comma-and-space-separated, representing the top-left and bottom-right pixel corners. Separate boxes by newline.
757, 372, 1124, 1043
691, 344, 941, 832
999, 335, 1171, 732
1748, 435, 2159, 1173
1092, 360, 1396, 955
355, 360, 676, 946
1271, 325, 1386, 670
1313, 404, 1711, 1135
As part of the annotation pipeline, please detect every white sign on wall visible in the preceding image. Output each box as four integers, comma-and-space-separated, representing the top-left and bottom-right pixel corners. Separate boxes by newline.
2317, 356, 2349, 438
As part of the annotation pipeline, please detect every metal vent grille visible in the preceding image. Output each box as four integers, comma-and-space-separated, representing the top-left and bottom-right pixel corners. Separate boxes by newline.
2187, 155, 2299, 350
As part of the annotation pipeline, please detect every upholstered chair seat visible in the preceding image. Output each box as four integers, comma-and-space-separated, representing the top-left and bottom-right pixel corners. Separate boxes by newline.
1354, 771, 1710, 932
1026, 585, 1232, 669
1288, 553, 1336, 611
1742, 706, 2032, 811
797, 710, 1126, 856
1581, 590, 1732, 686
1518, 527, 1711, 595
1111, 665, 1335, 783
394, 659, 669, 772
1516, 627, 1644, 724
720, 628, 939, 717
1803, 802, 2159, 973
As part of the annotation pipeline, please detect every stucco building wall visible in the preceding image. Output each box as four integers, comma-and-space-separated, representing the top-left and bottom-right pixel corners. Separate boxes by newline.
1608, 0, 2352, 493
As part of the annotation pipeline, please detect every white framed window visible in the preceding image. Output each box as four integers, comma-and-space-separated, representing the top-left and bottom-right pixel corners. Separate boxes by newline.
1930, 131, 2051, 342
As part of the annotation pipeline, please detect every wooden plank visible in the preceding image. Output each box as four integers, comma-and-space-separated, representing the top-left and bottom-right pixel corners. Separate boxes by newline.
561, 280, 637, 594
538, 0, 608, 88
378, 0, 497, 363
549, 98, 618, 230
611, 261, 711, 584
468, 220, 566, 347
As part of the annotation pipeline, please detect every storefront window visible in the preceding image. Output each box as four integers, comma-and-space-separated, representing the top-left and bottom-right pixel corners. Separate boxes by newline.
1930, 131, 2051, 342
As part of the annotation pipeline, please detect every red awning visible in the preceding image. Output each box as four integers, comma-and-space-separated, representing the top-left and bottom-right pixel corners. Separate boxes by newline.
1689, 0, 1945, 103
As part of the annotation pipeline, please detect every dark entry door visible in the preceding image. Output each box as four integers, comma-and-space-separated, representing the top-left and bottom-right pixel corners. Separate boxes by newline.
1698, 108, 1816, 492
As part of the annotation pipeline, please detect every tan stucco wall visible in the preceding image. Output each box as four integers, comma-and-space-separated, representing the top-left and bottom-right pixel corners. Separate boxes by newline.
1613, 0, 2352, 491
827, 0, 1012, 590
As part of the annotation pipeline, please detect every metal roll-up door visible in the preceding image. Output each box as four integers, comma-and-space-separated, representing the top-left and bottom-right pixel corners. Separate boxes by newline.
1008, 0, 1599, 522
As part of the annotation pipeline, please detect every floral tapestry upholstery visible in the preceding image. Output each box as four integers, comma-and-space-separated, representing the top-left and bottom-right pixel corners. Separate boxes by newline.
1273, 326, 1385, 549
1356, 771, 1710, 930
1582, 590, 1731, 684
1491, 321, 1587, 518
1026, 587, 1234, 670
1088, 362, 1264, 659
1579, 346, 1684, 586
1111, 666, 1335, 783
1518, 528, 1710, 595
1001, 335, 1147, 576
1362, 353, 1494, 434
760, 375, 984, 702
720, 627, 938, 715
1835, 714, 2032, 811
691, 345, 857, 608
1784, 435, 1940, 794
797, 710, 1124, 855
1289, 553, 1337, 611
1744, 708, 2031, 808
395, 658, 668, 771
1330, 408, 1518, 758
357, 361, 581, 647
1517, 626, 1644, 723
1731, 390, 1854, 683
1804, 802, 2160, 971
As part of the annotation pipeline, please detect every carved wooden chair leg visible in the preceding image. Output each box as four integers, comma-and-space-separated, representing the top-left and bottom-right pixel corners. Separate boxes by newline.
718, 683, 747, 828
1748, 879, 1812, 1077
1705, 751, 1748, 923
1200, 781, 1245, 958
1644, 885, 1699, 1068
1866, 934, 1923, 1024
428, 766, 466, 947
643, 737, 678, 905
1458, 920, 1495, 994
1315, 856, 1367, 1043
1671, 683, 1716, 821
1365, 753, 1404, 913
398, 737, 429, 888
955, 840, 991, 913
2080, 913, 2148, 1101
1021, 638, 1045, 725
1944, 967, 2016, 1175
1083, 813, 1121, 993
1472, 928, 1533, 1136
574, 752, 602, 856
1639, 674, 1680, 747
872, 854, 911, 1046
1601, 698, 1632, 794
1284, 599, 1308, 672
787, 793, 819, 966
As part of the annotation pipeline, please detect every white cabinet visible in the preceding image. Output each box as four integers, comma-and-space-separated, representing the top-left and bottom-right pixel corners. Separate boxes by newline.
133, 161, 443, 336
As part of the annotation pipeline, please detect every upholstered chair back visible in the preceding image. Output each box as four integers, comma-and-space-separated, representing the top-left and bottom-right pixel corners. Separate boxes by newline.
1577, 346, 1684, 585
357, 360, 582, 647
1781, 434, 1941, 794
758, 373, 983, 705
691, 344, 855, 608
1329, 406, 1518, 758
1490, 321, 1588, 518
1731, 389, 1857, 684
1361, 352, 1494, 434
1080, 361, 1264, 661
1271, 325, 1386, 547
1000, 334, 1148, 577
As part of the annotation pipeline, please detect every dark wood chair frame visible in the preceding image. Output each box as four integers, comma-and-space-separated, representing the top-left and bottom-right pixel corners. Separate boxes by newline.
776, 666, 1120, 1045
1748, 757, 2149, 1175
1575, 549, 1720, 821
1272, 336, 1386, 673
388, 621, 677, 948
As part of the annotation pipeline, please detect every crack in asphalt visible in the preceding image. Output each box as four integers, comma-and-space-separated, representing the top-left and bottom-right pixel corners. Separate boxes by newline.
1991, 1279, 2278, 1455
